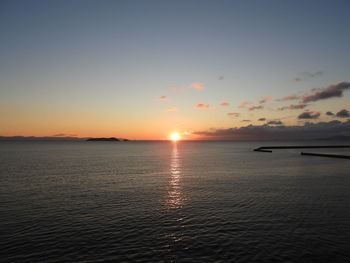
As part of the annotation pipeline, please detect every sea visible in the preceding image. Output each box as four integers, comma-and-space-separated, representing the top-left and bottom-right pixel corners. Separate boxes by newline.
1, 141, 350, 262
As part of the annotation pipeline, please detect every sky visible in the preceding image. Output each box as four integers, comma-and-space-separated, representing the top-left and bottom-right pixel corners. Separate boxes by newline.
1, 0, 350, 140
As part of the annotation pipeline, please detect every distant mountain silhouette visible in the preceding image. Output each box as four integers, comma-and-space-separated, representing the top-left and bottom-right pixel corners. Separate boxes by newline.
0, 136, 130, 142
86, 137, 120, 141
0, 136, 83, 141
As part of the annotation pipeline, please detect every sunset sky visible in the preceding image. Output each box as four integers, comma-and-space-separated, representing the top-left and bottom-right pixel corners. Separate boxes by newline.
1, 0, 350, 140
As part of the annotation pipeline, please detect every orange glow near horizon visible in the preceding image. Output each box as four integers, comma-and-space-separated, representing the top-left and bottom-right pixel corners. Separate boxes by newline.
169, 132, 181, 142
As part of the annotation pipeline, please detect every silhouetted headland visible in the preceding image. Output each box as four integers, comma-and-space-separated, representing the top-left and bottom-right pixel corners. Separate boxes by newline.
86, 137, 120, 142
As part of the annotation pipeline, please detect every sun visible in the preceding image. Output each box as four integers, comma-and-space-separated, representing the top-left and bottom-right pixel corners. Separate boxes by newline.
169, 132, 181, 142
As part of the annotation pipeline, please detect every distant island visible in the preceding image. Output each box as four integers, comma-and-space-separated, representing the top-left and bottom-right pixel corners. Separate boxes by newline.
86, 137, 120, 141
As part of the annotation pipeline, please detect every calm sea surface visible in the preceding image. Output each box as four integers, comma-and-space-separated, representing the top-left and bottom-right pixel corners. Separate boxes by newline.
1, 141, 350, 262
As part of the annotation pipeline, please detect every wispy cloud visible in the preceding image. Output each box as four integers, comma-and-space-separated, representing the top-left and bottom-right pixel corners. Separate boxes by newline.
169, 86, 182, 91
326, 111, 334, 116
295, 71, 323, 81
227, 112, 240, 117
336, 109, 350, 118
195, 104, 210, 109
157, 96, 168, 101
298, 111, 321, 119
258, 118, 266, 121
259, 95, 274, 104
267, 120, 283, 125
241, 120, 251, 122
218, 76, 224, 80
280, 95, 300, 101
164, 107, 178, 112
302, 82, 350, 103
238, 100, 252, 108
220, 102, 230, 106
249, 105, 264, 111
189, 82, 204, 90
278, 104, 308, 110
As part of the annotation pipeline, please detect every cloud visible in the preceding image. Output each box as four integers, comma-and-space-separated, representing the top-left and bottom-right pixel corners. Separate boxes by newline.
218, 76, 224, 80
169, 86, 182, 91
189, 83, 204, 90
227, 112, 240, 117
238, 100, 252, 108
280, 95, 300, 101
241, 120, 251, 122
298, 111, 321, 119
278, 104, 308, 110
164, 107, 178, 112
336, 109, 350, 118
259, 95, 274, 104
267, 120, 283, 125
195, 104, 210, 109
326, 111, 334, 116
249, 105, 264, 111
157, 96, 168, 101
258, 118, 266, 121
220, 102, 230, 106
295, 71, 323, 81
193, 120, 350, 141
302, 82, 350, 103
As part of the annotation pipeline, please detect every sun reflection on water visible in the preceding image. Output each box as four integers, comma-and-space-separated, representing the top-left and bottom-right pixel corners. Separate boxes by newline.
167, 143, 183, 209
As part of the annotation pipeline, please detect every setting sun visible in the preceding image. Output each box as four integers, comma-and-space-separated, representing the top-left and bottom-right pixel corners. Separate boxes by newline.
169, 132, 181, 142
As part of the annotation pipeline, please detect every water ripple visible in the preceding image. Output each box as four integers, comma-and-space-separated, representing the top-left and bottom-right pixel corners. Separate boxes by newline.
1, 141, 350, 262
